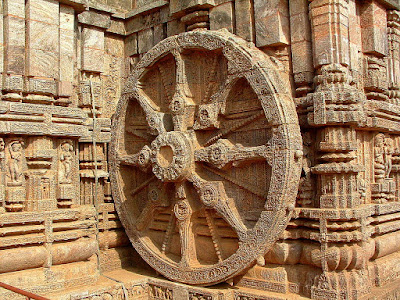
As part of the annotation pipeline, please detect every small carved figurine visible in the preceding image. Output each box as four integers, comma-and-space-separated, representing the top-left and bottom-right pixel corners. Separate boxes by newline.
374, 133, 394, 182
59, 141, 74, 184
8, 140, 24, 184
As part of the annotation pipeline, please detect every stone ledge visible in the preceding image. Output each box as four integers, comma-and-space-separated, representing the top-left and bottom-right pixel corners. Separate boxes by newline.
42, 266, 400, 300
125, 0, 169, 19
378, 0, 400, 10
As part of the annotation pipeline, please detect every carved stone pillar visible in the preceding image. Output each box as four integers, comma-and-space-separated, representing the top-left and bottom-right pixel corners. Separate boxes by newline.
308, 1, 369, 298
25, 136, 57, 211
0, 138, 5, 213
360, 0, 389, 102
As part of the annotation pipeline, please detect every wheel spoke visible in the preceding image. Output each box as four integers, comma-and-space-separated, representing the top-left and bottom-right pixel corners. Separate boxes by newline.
135, 89, 168, 135
174, 183, 198, 268
170, 49, 195, 131
208, 74, 240, 108
194, 74, 241, 131
189, 173, 247, 241
134, 180, 170, 231
201, 164, 266, 199
135, 199, 156, 231
118, 145, 151, 170
203, 110, 265, 146
125, 127, 153, 142
195, 139, 273, 169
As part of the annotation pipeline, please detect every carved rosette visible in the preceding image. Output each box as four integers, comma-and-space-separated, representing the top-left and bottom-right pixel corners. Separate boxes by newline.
110, 30, 302, 285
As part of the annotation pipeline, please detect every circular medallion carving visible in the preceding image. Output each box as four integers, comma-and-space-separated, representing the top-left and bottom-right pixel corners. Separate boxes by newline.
110, 30, 302, 285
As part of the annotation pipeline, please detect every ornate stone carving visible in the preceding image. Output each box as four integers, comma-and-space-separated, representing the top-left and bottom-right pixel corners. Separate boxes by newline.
110, 30, 302, 285
372, 133, 396, 203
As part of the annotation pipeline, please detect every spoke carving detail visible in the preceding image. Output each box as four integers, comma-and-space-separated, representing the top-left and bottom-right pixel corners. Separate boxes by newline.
189, 173, 247, 240
194, 139, 273, 169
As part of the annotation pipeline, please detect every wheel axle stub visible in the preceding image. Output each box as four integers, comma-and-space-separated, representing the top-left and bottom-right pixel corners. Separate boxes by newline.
150, 132, 193, 182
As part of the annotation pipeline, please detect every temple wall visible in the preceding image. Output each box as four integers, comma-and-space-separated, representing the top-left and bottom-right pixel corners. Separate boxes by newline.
1, 0, 400, 299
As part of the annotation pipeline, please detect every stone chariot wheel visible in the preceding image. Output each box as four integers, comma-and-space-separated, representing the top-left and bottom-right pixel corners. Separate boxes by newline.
110, 30, 302, 286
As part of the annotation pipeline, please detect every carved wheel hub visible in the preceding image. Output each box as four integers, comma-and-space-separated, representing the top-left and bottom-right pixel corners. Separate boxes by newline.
110, 30, 302, 286
150, 132, 193, 182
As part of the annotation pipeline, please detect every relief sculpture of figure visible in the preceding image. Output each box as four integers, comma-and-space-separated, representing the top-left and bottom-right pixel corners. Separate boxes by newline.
59, 141, 74, 184
8, 140, 24, 185
384, 136, 394, 178
0, 138, 5, 159
374, 133, 386, 183
374, 133, 394, 182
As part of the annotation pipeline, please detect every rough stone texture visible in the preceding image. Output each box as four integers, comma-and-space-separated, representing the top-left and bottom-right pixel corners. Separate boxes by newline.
2, 0, 400, 300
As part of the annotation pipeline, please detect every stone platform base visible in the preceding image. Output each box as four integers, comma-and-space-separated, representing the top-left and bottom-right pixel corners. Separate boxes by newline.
39, 267, 400, 300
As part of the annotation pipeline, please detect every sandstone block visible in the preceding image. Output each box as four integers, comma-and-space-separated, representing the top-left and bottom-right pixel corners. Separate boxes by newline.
138, 28, 153, 54
78, 10, 111, 29
254, 0, 290, 47
27, 21, 59, 52
209, 2, 234, 32
28, 49, 59, 78
57, 184, 75, 200
3, 75, 24, 92
291, 42, 314, 74
60, 30, 74, 82
108, 19, 126, 35
290, 13, 311, 43
153, 24, 166, 45
167, 19, 185, 37
289, 0, 309, 16
360, 0, 388, 56
60, 5, 74, 31
5, 45, 25, 74
26, 0, 59, 25
105, 35, 124, 57
4, 16, 25, 47
4, 0, 25, 17
170, 0, 215, 15
28, 78, 57, 95
125, 33, 138, 57
235, 0, 254, 42
83, 27, 105, 51
58, 81, 74, 97
82, 48, 104, 73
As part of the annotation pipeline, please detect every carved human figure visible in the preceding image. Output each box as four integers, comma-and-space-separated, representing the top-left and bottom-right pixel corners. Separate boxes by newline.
384, 136, 394, 178
374, 133, 394, 182
0, 138, 5, 160
374, 133, 386, 182
297, 132, 313, 207
59, 141, 74, 184
8, 140, 24, 184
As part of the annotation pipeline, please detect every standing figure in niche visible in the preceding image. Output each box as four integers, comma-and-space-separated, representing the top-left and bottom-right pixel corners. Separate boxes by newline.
374, 133, 386, 182
8, 140, 24, 184
0, 138, 5, 159
59, 141, 74, 184
384, 136, 394, 178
